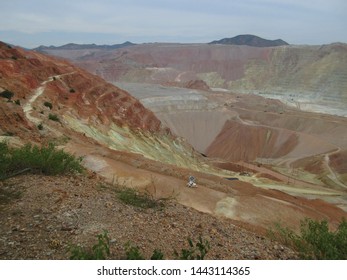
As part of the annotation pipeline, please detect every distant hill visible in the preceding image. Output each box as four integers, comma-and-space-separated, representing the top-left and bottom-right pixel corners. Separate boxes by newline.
34, 41, 135, 52
33, 41, 136, 60
209, 34, 289, 47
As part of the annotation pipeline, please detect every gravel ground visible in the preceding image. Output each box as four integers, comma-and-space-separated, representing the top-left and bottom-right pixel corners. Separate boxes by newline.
0, 174, 298, 260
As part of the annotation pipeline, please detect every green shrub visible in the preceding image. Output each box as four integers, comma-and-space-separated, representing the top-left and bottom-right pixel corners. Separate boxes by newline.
70, 230, 110, 260
174, 236, 210, 260
124, 242, 145, 260
0, 142, 84, 178
268, 218, 347, 259
68, 231, 211, 260
44, 101, 53, 109
123, 242, 165, 260
48, 113, 59, 122
151, 249, 165, 260
116, 187, 164, 209
0, 90, 14, 100
37, 123, 43, 130
14, 99, 20, 105
69, 88, 75, 93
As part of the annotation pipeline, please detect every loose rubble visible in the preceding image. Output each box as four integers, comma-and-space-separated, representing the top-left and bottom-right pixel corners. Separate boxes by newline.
0, 174, 298, 260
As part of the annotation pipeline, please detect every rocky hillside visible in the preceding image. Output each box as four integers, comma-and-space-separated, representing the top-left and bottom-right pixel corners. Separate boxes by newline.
0, 41, 212, 172
0, 173, 300, 260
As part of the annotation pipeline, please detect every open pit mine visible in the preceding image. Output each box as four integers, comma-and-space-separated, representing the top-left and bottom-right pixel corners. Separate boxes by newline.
1, 39, 347, 259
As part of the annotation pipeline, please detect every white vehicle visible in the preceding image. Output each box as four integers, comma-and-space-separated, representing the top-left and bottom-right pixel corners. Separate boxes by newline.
187, 176, 197, 188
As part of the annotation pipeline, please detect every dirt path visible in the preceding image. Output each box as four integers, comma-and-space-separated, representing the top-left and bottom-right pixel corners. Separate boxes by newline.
235, 161, 344, 199
323, 148, 347, 189
23, 72, 74, 125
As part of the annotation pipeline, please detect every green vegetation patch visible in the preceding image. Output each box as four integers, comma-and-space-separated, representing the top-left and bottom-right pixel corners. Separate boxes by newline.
116, 187, 166, 209
268, 218, 347, 259
44, 101, 53, 109
69, 231, 210, 260
0, 142, 84, 179
70, 230, 110, 260
0, 90, 14, 100
48, 113, 60, 122
174, 236, 210, 260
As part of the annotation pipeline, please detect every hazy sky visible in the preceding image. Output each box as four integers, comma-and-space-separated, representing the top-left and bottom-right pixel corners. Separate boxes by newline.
0, 0, 346, 48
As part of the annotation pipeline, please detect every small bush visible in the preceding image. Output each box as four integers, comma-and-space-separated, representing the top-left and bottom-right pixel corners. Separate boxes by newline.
124, 242, 145, 260
268, 218, 347, 259
174, 236, 210, 260
151, 249, 165, 260
70, 230, 110, 260
123, 243, 165, 260
14, 99, 20, 105
69, 88, 75, 93
116, 187, 164, 209
0, 142, 84, 178
37, 123, 43, 130
48, 113, 60, 122
44, 101, 53, 109
0, 90, 14, 100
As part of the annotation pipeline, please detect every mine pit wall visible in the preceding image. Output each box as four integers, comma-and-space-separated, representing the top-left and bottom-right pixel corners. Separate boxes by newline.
205, 120, 299, 162
205, 117, 342, 167
156, 111, 230, 153
235, 108, 347, 151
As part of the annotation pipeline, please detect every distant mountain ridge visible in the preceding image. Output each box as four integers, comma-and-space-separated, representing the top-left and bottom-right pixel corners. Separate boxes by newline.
35, 41, 135, 51
209, 34, 289, 47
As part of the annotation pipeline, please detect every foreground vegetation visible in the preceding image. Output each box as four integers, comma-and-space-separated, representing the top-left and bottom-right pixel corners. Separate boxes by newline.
69, 231, 210, 260
0, 142, 84, 179
269, 218, 347, 259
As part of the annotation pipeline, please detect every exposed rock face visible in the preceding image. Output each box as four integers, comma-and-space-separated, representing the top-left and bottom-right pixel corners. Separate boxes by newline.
0, 41, 156, 132
0, 41, 212, 172
209, 34, 289, 47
